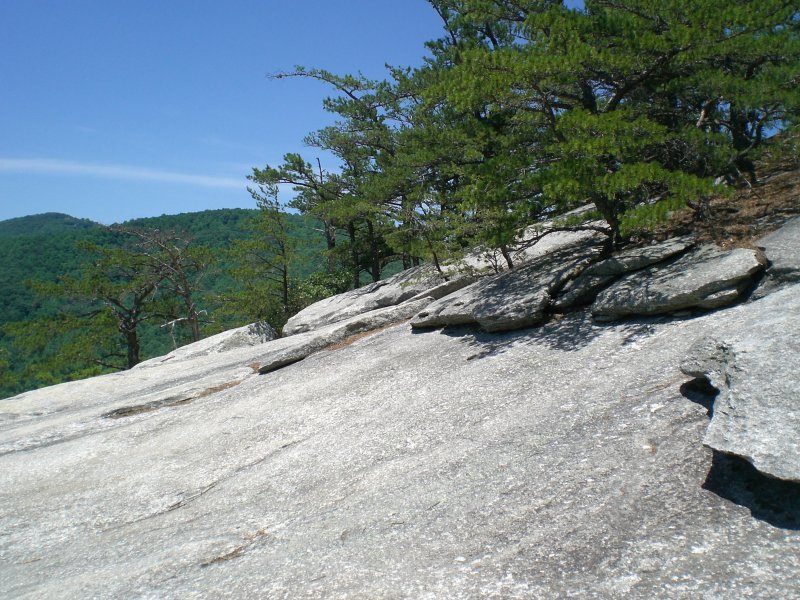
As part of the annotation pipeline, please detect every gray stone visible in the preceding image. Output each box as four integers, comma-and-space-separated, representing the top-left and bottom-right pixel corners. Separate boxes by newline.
2, 220, 800, 599
757, 216, 800, 288
136, 321, 277, 368
2, 280, 799, 598
412, 243, 601, 331
554, 237, 694, 309
283, 266, 473, 336
592, 245, 765, 319
681, 286, 800, 482
258, 296, 434, 373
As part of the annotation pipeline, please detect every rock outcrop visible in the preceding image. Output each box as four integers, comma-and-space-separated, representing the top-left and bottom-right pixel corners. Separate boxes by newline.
753, 216, 800, 297
283, 265, 473, 336
554, 236, 694, 309
412, 241, 602, 331
257, 296, 434, 374
592, 245, 765, 319
2, 216, 799, 599
681, 286, 800, 482
136, 321, 277, 367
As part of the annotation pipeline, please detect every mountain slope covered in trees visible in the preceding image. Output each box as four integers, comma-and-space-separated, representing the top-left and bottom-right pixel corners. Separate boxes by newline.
0, 209, 327, 399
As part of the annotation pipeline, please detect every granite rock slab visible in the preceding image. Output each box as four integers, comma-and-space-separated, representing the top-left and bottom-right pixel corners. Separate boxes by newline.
259, 295, 434, 373
412, 242, 601, 332
283, 266, 473, 336
2, 279, 799, 599
592, 245, 765, 319
681, 285, 800, 482
136, 321, 277, 368
754, 216, 800, 298
554, 237, 694, 309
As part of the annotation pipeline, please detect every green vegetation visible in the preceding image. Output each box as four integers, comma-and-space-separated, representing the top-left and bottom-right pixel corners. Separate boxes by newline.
3, 0, 797, 399
0, 210, 326, 398
257, 0, 797, 270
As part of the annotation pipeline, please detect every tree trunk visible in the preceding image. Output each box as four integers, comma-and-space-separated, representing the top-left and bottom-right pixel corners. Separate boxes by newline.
185, 301, 200, 342
593, 195, 622, 250
366, 219, 381, 282
729, 105, 757, 183
281, 264, 290, 317
324, 220, 337, 273
347, 221, 360, 289
500, 244, 514, 270
121, 321, 141, 369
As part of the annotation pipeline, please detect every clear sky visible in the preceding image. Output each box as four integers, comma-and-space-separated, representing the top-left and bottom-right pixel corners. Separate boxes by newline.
0, 1, 445, 224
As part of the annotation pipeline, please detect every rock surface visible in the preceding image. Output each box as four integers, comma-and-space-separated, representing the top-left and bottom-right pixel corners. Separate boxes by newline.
257, 296, 434, 374
284, 226, 602, 337
283, 266, 472, 336
757, 216, 800, 290
680, 287, 800, 482
2, 221, 799, 598
412, 242, 601, 331
136, 321, 277, 367
554, 237, 694, 308
592, 245, 765, 319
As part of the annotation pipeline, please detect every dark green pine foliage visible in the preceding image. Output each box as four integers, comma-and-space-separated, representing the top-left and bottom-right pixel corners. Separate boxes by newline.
424, 0, 800, 246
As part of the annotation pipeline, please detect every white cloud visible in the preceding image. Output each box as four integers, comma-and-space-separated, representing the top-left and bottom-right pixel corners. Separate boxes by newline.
0, 158, 246, 189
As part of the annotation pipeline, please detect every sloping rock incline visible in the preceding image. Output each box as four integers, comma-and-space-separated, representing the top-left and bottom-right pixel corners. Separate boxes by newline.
2, 218, 800, 599
592, 245, 765, 319
284, 227, 604, 336
755, 216, 800, 295
283, 265, 474, 336
256, 296, 434, 374
136, 321, 277, 367
681, 288, 800, 482
3, 282, 799, 598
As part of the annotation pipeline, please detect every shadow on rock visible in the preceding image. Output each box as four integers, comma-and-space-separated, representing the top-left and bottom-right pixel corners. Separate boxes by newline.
679, 377, 718, 417
703, 450, 800, 530
428, 312, 664, 360
435, 324, 531, 361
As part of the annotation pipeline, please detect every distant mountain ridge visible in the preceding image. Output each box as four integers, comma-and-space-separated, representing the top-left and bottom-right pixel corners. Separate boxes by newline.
0, 207, 325, 399
0, 212, 101, 238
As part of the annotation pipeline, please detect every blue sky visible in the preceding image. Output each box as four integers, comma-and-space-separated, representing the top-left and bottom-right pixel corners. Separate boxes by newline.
0, 1, 444, 224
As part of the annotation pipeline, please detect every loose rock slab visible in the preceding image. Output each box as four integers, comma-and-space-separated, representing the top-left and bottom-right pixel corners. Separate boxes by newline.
283, 266, 473, 336
259, 296, 434, 373
136, 321, 277, 367
758, 216, 800, 285
412, 243, 600, 332
681, 284, 800, 482
592, 245, 765, 319
555, 237, 694, 308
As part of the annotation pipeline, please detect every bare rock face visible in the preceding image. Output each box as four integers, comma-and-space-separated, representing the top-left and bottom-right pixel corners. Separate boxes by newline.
592, 245, 765, 319
681, 285, 800, 483
2, 218, 800, 599
282, 266, 474, 336
257, 296, 434, 374
3, 279, 799, 599
135, 321, 277, 368
554, 237, 694, 309
412, 242, 601, 331
285, 227, 605, 337
753, 217, 800, 298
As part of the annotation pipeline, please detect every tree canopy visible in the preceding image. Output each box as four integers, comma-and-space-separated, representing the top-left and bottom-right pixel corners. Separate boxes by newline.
261, 0, 798, 266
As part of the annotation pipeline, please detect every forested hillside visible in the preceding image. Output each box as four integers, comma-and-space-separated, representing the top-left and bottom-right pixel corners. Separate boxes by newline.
0, 209, 328, 399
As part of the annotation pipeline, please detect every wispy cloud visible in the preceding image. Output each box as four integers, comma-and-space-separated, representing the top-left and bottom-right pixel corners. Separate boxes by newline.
0, 158, 246, 189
